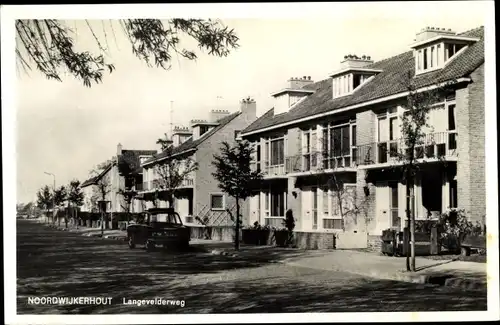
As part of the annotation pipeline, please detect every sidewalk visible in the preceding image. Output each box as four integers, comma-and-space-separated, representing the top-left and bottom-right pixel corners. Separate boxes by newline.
281, 249, 487, 290
44, 223, 128, 240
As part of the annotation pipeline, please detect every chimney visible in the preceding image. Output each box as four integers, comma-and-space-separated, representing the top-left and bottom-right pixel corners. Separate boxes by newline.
240, 97, 256, 120
415, 26, 456, 42
117, 143, 123, 156
209, 109, 231, 123
288, 76, 314, 89
340, 54, 374, 69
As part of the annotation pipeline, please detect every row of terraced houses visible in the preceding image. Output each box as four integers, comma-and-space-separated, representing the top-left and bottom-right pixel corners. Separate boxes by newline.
80, 26, 485, 247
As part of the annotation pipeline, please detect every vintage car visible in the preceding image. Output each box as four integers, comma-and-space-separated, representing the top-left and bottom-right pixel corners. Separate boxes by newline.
126, 208, 190, 251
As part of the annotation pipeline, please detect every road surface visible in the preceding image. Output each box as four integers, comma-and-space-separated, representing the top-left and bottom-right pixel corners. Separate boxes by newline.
16, 220, 486, 314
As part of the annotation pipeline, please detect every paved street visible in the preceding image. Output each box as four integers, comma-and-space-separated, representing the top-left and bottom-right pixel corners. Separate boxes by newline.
17, 220, 486, 314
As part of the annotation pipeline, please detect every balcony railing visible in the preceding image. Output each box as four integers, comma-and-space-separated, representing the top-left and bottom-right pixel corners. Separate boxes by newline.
141, 178, 194, 191
285, 150, 356, 174
250, 161, 286, 177
356, 131, 458, 166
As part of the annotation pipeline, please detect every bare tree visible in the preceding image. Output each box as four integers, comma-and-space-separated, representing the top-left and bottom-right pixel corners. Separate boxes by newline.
93, 176, 111, 230
390, 73, 456, 271
154, 146, 198, 210
118, 188, 137, 222
16, 19, 239, 87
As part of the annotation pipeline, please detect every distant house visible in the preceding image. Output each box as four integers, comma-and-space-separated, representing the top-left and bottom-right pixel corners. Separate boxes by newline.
138, 98, 257, 225
81, 145, 156, 213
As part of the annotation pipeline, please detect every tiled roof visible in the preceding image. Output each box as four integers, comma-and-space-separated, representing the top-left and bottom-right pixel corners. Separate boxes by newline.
243, 26, 484, 134
143, 112, 241, 165
81, 176, 97, 187
81, 163, 113, 187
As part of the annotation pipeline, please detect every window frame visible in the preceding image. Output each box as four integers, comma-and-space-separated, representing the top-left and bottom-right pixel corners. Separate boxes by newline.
264, 136, 286, 167
209, 193, 226, 211
322, 119, 356, 169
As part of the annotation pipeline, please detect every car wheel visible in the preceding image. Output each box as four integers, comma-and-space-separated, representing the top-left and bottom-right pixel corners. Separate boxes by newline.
146, 240, 156, 252
128, 236, 135, 249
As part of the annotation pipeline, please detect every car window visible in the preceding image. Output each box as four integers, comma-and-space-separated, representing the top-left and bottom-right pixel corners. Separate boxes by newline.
153, 213, 182, 224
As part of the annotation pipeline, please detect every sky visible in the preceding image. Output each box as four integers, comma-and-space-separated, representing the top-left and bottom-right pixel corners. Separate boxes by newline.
13, 2, 490, 204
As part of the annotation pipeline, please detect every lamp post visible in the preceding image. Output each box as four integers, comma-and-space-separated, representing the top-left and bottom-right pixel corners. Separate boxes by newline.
44, 172, 56, 223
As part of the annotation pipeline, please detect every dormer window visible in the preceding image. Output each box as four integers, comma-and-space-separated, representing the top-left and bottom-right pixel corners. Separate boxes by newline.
190, 119, 219, 140
412, 27, 479, 75
271, 76, 315, 115
329, 54, 382, 99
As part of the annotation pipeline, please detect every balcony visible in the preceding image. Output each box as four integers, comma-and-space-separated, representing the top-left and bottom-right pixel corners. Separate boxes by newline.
251, 161, 287, 178
140, 178, 194, 192
285, 150, 357, 175
356, 131, 458, 168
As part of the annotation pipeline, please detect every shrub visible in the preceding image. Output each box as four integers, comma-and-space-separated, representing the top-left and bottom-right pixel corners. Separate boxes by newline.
437, 208, 485, 251
283, 209, 295, 232
415, 220, 438, 233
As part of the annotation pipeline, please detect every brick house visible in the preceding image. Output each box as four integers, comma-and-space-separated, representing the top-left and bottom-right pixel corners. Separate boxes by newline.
81, 146, 157, 213
138, 98, 257, 225
240, 26, 485, 243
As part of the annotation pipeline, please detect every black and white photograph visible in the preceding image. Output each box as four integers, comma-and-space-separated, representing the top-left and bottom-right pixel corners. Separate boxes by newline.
2, 2, 498, 324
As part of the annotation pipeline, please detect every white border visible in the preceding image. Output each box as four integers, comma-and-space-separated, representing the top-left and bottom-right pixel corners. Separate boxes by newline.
3, 2, 499, 324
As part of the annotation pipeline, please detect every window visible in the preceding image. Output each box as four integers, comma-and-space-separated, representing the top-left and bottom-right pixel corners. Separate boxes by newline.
322, 120, 355, 168
430, 46, 434, 68
312, 187, 318, 229
269, 138, 285, 166
270, 191, 285, 217
200, 125, 210, 136
437, 44, 441, 66
417, 50, 422, 70
445, 43, 466, 61
322, 187, 329, 215
449, 180, 458, 208
255, 144, 261, 172
234, 130, 241, 139
377, 108, 399, 163
423, 48, 428, 70
448, 104, 456, 131
210, 193, 225, 210
353, 74, 361, 89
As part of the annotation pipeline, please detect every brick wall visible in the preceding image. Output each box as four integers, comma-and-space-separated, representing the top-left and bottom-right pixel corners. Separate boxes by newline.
356, 169, 377, 233
367, 235, 382, 251
355, 109, 378, 234
195, 109, 257, 225
456, 63, 485, 223
293, 231, 336, 249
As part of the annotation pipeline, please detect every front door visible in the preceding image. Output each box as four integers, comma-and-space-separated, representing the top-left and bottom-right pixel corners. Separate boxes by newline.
301, 187, 313, 231
249, 192, 260, 226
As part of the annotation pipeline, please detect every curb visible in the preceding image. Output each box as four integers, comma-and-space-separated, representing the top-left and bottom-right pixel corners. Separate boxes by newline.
210, 249, 238, 257
282, 260, 485, 289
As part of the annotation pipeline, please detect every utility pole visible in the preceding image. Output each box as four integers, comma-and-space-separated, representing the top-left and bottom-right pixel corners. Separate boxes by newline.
44, 172, 55, 224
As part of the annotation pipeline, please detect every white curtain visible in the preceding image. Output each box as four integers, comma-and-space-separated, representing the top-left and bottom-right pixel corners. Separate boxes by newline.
378, 117, 389, 142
